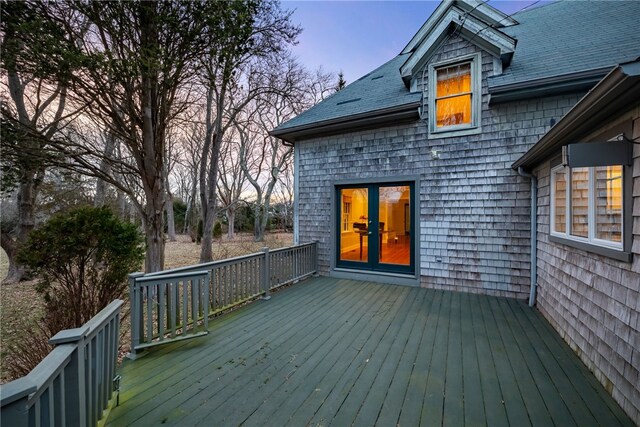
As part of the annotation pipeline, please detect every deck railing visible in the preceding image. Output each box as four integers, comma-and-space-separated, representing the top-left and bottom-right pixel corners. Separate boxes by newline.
0, 300, 124, 427
129, 241, 317, 355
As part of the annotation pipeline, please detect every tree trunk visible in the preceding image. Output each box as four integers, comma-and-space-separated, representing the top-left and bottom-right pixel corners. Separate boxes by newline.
253, 203, 265, 242
165, 196, 176, 241
164, 165, 176, 241
1, 232, 23, 284
138, 1, 165, 273
144, 201, 165, 272
94, 132, 116, 207
226, 208, 235, 240
116, 190, 127, 219
199, 85, 224, 262
1, 169, 39, 284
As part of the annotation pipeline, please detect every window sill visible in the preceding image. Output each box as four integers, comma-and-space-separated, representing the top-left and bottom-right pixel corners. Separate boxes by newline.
428, 125, 482, 139
548, 235, 631, 262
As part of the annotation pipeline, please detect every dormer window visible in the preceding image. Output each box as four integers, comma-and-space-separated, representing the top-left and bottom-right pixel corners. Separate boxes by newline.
428, 53, 481, 137
435, 63, 471, 127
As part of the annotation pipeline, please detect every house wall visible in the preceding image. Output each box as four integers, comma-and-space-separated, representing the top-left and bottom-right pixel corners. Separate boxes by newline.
533, 110, 640, 423
296, 34, 582, 298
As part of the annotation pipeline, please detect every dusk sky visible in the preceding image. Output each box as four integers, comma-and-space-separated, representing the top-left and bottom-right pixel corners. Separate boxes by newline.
282, 0, 545, 83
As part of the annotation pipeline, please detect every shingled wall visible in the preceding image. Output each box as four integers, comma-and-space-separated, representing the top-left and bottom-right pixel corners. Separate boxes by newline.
532, 113, 640, 423
296, 35, 582, 298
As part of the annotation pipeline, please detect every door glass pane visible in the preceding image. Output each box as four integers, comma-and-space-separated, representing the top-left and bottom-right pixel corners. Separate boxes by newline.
339, 188, 368, 262
378, 185, 410, 266
595, 165, 622, 242
571, 168, 589, 238
553, 168, 566, 233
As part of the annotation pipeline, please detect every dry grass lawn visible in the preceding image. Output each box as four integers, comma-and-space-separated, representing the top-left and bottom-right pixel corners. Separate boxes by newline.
0, 232, 292, 383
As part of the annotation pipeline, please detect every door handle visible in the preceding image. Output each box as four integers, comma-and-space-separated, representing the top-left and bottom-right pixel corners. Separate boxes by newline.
368, 232, 372, 235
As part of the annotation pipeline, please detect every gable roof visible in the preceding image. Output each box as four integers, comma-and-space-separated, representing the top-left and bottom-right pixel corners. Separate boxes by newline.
272, 0, 640, 143
399, 0, 517, 84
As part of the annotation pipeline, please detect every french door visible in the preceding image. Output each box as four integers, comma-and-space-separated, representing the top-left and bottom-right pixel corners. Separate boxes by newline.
336, 182, 415, 274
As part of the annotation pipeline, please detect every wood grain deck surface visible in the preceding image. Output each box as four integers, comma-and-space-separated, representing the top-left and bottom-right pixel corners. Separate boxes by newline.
107, 277, 632, 427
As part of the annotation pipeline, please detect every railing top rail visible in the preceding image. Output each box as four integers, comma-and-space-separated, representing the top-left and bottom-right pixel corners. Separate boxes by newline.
144, 252, 263, 277
135, 270, 210, 283
269, 242, 316, 255
26, 345, 76, 402
0, 378, 37, 407
83, 299, 124, 341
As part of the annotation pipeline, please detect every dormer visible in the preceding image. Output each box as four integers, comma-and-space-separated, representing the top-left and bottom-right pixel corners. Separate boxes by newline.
400, 0, 517, 88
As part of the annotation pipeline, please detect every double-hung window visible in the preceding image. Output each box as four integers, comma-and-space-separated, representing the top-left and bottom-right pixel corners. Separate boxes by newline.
551, 164, 625, 251
428, 53, 481, 137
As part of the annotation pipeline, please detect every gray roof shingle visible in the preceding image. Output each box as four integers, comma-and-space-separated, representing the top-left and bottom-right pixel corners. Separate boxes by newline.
490, 0, 640, 87
273, 53, 421, 133
274, 0, 640, 135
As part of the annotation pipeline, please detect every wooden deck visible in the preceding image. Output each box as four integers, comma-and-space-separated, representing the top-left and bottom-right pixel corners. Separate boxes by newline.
107, 277, 633, 426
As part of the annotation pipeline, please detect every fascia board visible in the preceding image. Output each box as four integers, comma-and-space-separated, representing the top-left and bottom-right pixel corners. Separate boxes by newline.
400, 8, 516, 80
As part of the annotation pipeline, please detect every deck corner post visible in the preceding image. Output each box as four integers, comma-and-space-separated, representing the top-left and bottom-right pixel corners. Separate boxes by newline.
127, 272, 145, 359
49, 327, 90, 427
261, 247, 271, 300
313, 240, 320, 276
0, 378, 37, 427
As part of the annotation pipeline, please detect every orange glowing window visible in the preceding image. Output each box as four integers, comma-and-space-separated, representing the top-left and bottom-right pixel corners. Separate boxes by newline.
435, 63, 472, 128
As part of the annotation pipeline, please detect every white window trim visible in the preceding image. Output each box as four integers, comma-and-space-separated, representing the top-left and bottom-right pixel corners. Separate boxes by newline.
550, 165, 624, 251
427, 52, 482, 139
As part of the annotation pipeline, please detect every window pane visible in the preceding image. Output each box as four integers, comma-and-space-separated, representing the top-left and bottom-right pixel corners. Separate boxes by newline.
570, 168, 589, 238
436, 63, 471, 97
595, 165, 622, 242
553, 168, 566, 233
378, 186, 410, 266
435, 95, 471, 127
339, 188, 368, 262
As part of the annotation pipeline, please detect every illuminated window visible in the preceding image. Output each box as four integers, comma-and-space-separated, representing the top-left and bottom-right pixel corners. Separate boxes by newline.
428, 53, 480, 136
551, 164, 624, 249
435, 63, 472, 127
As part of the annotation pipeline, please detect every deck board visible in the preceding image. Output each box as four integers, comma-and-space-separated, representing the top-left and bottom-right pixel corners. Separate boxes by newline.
107, 277, 633, 427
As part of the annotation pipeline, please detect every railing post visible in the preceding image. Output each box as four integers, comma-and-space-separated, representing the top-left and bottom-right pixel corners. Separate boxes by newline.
261, 247, 271, 300
313, 240, 320, 276
127, 272, 145, 360
0, 378, 37, 426
49, 326, 90, 427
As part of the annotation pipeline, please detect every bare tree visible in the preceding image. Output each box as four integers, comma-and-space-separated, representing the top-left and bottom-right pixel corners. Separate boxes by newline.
197, 1, 300, 262
0, 2, 82, 283
30, 1, 221, 272
173, 119, 204, 239
236, 58, 327, 241
217, 130, 246, 240
237, 105, 292, 242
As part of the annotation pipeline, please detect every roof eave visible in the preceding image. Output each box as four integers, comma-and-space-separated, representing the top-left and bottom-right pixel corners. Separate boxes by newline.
512, 61, 640, 170
270, 101, 422, 144
488, 66, 612, 104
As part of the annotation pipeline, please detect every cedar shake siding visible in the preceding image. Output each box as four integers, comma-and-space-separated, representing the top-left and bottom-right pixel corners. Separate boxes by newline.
531, 110, 640, 423
295, 33, 582, 298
